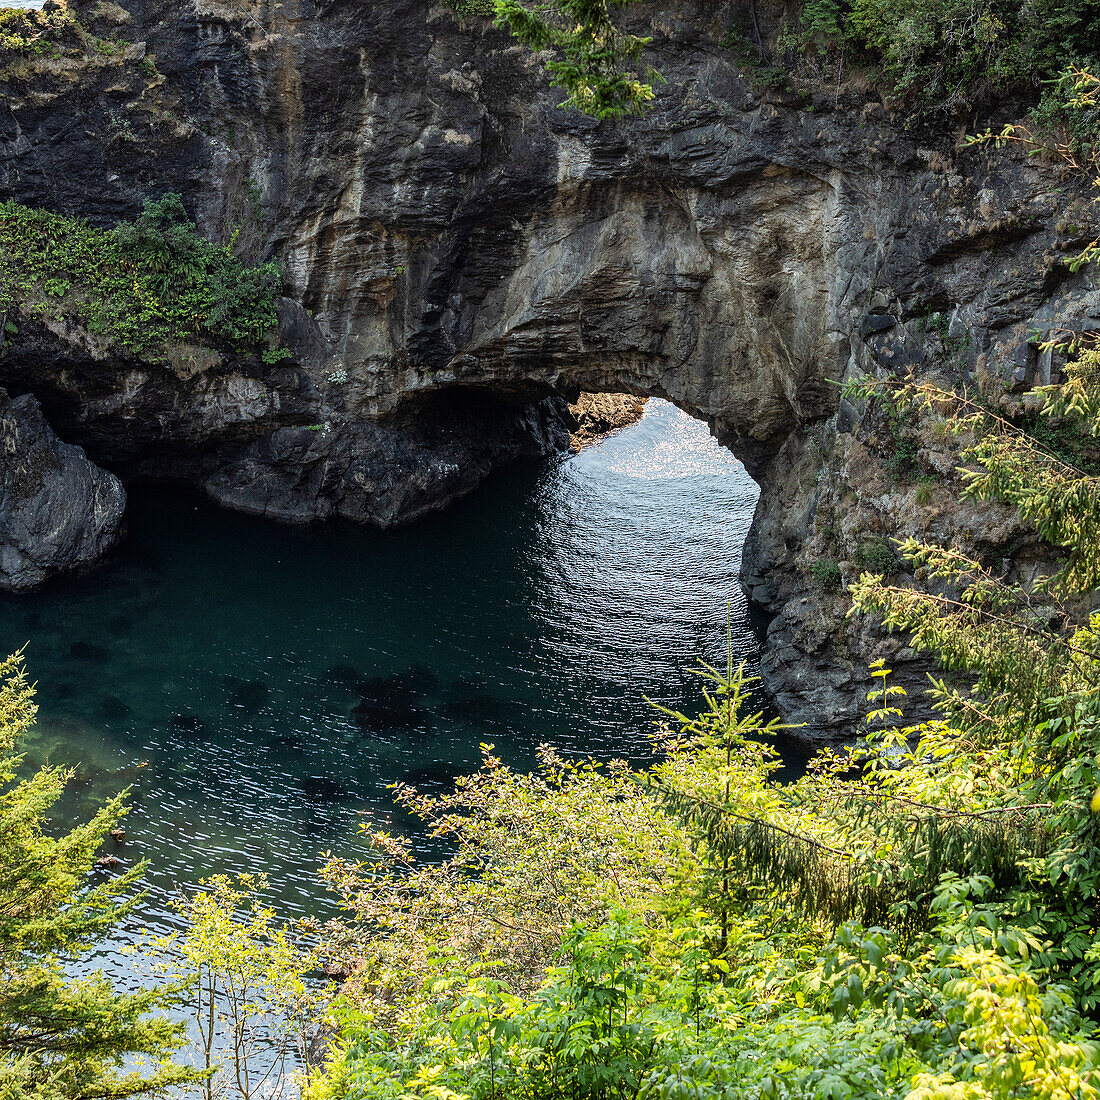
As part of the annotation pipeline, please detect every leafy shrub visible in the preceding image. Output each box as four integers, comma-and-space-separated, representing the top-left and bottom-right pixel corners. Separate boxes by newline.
882, 408, 923, 482
856, 536, 898, 574
0, 195, 283, 359
147, 873, 320, 1100
1028, 62, 1100, 155
495, 0, 1098, 119
779, 0, 845, 51
811, 558, 843, 589
845, 0, 1023, 107
838, 0, 1100, 109
0, 5, 78, 62
450, 0, 496, 14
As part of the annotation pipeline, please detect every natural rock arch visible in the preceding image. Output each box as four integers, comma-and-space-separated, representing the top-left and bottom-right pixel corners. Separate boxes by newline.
3, 0, 1085, 734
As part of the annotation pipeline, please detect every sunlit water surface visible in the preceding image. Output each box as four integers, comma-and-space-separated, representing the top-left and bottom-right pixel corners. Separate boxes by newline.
1, 400, 783, 959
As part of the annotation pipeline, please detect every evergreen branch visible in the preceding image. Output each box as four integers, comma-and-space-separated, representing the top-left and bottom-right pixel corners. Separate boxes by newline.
857, 583, 1100, 685
648, 778, 890, 867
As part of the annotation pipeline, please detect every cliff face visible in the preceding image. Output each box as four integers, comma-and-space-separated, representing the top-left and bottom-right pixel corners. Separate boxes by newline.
1, 0, 1096, 732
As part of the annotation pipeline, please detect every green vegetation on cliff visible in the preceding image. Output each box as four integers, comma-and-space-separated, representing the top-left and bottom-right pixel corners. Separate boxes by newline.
788, 0, 1100, 108
494, 0, 657, 117
0, 2, 159, 85
0, 194, 284, 361
0, 3, 83, 65
491, 0, 1099, 116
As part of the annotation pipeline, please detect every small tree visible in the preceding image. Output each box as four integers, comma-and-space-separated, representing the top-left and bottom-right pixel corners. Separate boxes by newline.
0, 651, 199, 1099
151, 874, 320, 1100
492, 0, 657, 118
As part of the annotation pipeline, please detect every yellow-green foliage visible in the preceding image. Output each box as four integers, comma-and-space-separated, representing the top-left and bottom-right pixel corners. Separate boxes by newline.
303, 653, 1100, 1100
0, 4, 79, 62
0, 2, 142, 84
493, 0, 657, 118
144, 874, 320, 1100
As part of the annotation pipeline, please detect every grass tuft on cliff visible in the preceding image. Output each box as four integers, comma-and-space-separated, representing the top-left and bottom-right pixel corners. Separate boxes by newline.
0, 194, 285, 361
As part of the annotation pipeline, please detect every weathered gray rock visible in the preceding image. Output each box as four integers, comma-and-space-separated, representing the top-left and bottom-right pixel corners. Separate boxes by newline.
0, 389, 125, 591
203, 396, 570, 525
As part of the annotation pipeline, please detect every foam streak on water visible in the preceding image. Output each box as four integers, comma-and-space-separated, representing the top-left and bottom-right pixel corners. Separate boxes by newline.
1, 401, 763, 939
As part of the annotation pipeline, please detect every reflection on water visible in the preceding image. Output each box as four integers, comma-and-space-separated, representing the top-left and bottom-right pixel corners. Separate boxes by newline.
1, 400, 773, 948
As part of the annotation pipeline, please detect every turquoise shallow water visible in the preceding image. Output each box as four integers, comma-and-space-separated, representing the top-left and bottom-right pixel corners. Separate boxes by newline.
1, 400, 783, 945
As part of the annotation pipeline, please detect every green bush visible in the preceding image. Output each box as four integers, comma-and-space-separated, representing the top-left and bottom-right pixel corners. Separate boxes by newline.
881, 408, 923, 482
0, 5, 77, 62
768, 0, 1099, 111
0, 195, 283, 359
811, 558, 843, 589
856, 536, 898, 574
450, 0, 496, 15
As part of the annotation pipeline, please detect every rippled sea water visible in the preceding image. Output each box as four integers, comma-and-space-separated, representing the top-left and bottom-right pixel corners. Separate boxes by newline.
1, 400, 781, 947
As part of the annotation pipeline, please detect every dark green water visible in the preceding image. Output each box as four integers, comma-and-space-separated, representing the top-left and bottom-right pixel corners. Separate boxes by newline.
1, 401, 785, 949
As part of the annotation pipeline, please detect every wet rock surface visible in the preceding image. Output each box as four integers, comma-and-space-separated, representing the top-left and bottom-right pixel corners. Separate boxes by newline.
0, 389, 125, 592
0, 0, 1096, 730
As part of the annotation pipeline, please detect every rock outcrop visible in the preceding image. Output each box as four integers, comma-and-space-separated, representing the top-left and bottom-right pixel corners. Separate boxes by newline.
0, 0, 1096, 730
0, 388, 125, 592
568, 393, 648, 452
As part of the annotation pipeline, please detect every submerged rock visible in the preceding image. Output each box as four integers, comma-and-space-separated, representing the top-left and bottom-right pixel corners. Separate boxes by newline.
406, 665, 441, 693
350, 696, 426, 734
439, 682, 507, 726
269, 732, 303, 751
96, 695, 132, 721
0, 390, 125, 592
224, 676, 270, 711
400, 765, 457, 795
106, 613, 134, 635
359, 673, 418, 711
169, 712, 209, 738
325, 665, 371, 695
331, 670, 430, 732
300, 776, 350, 802
69, 641, 110, 662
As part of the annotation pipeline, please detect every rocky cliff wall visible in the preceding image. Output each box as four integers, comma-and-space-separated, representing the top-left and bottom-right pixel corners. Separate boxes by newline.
0, 0, 1096, 732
